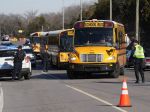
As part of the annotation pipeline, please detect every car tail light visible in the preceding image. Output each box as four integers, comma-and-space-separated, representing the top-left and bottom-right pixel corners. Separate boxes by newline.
146, 59, 150, 62
25, 56, 30, 63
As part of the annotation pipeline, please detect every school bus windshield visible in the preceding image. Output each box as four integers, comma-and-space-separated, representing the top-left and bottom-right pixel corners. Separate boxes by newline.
74, 28, 113, 46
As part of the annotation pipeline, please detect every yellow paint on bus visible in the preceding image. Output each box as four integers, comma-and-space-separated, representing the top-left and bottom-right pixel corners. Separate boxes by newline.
30, 32, 48, 59
67, 20, 126, 79
47, 29, 74, 69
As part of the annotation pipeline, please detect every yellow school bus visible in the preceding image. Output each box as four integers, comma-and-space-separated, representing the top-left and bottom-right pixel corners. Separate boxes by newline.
67, 20, 126, 78
30, 32, 48, 59
47, 29, 74, 69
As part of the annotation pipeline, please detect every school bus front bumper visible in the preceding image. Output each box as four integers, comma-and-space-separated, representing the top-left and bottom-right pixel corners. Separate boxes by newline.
68, 63, 115, 72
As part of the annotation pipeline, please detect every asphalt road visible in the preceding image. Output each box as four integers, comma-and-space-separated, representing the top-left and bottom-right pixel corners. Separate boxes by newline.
1, 64, 150, 112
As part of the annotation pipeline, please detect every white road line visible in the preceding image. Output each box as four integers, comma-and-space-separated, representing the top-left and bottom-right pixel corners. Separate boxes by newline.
0, 83, 4, 112
66, 85, 128, 112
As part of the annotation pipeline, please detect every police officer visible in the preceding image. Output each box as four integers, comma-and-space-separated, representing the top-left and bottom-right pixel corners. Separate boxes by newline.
41, 49, 49, 73
12, 45, 25, 80
132, 40, 145, 83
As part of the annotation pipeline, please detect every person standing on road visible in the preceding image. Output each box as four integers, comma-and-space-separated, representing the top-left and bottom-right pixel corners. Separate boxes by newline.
131, 40, 145, 83
12, 45, 26, 80
41, 49, 49, 73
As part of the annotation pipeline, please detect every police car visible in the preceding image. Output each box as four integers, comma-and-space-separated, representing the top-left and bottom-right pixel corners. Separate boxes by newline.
0, 41, 14, 46
22, 45, 36, 67
0, 45, 32, 79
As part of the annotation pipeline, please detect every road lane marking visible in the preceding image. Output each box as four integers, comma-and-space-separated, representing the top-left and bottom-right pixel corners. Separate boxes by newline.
0, 83, 4, 112
66, 85, 128, 112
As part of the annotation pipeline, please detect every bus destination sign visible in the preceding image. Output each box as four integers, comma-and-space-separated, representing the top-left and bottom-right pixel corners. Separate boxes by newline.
84, 22, 104, 27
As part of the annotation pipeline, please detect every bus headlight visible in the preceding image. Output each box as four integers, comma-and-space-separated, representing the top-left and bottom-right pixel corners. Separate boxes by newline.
70, 57, 77, 61
107, 56, 115, 60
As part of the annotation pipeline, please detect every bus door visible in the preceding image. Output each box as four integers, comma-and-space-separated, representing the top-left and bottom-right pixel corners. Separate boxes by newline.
40, 36, 48, 52
115, 27, 126, 67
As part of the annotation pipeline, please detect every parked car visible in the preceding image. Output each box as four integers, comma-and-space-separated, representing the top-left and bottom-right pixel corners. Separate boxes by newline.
0, 45, 32, 79
22, 46, 36, 67
0, 41, 16, 46
144, 49, 150, 69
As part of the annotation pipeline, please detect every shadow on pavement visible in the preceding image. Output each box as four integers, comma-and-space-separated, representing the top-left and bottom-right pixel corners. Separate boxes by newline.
31, 72, 114, 80
31, 73, 67, 80
0, 78, 24, 82
96, 104, 122, 107
95, 81, 121, 84
0, 78, 13, 82
131, 82, 150, 86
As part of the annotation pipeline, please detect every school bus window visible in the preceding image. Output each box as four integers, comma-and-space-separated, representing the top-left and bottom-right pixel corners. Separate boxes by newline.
119, 31, 123, 44
60, 36, 66, 51
115, 28, 118, 42
60, 33, 73, 52
32, 37, 41, 43
74, 28, 113, 46
41, 37, 47, 45
121, 33, 126, 43
48, 36, 59, 45
115, 28, 120, 49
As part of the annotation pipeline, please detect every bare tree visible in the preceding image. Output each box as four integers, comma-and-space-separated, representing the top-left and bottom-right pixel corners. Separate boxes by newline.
0, 1, 94, 36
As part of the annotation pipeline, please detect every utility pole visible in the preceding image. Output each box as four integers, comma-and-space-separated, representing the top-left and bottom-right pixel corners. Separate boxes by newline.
136, 0, 139, 41
41, 26, 44, 31
80, 0, 83, 21
110, 0, 112, 20
62, 0, 65, 30
0, 26, 1, 37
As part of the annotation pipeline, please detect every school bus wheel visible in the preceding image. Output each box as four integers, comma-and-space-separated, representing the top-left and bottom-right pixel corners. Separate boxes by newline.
120, 67, 125, 75
57, 61, 61, 70
67, 70, 76, 79
109, 63, 120, 78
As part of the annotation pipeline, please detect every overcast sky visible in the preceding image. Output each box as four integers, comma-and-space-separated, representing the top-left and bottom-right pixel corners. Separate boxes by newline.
0, 0, 96, 15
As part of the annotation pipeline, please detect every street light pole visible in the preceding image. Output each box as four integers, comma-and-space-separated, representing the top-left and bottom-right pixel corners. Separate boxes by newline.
110, 0, 112, 20
41, 25, 44, 31
0, 26, 1, 37
62, 0, 65, 30
136, 0, 139, 41
80, 0, 83, 21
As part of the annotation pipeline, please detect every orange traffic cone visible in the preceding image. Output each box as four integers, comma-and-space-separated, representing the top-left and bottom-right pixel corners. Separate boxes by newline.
118, 79, 132, 107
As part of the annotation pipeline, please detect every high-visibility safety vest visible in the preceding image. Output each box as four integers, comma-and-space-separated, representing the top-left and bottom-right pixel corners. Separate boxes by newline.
133, 44, 145, 58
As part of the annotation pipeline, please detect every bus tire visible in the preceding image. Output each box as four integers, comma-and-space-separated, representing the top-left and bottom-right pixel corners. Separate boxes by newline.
32, 63, 36, 68
50, 55, 52, 65
56, 59, 61, 70
24, 72, 31, 80
120, 67, 125, 75
109, 63, 120, 78
67, 70, 76, 79
56, 62, 60, 69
